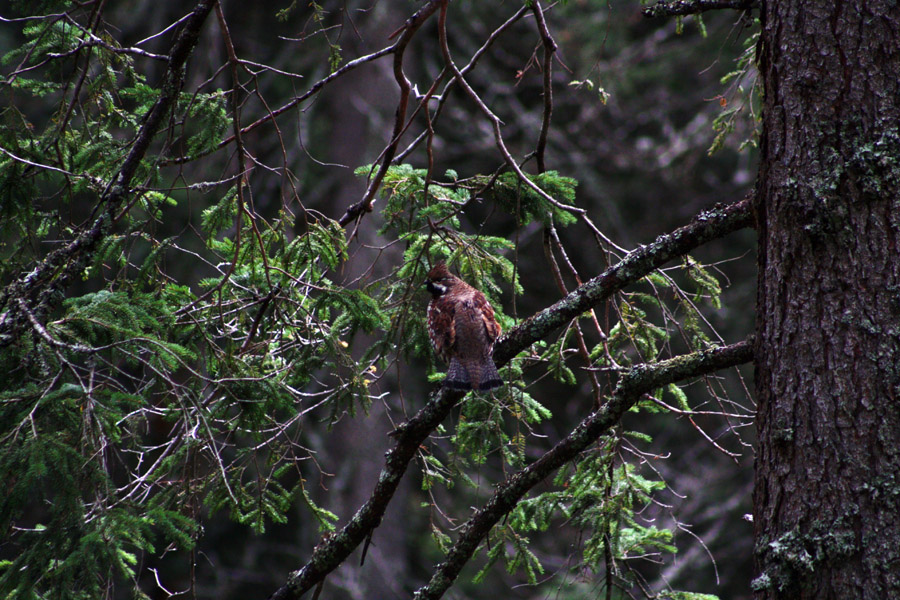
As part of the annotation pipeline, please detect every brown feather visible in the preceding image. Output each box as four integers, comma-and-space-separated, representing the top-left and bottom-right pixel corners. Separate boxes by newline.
425, 263, 502, 391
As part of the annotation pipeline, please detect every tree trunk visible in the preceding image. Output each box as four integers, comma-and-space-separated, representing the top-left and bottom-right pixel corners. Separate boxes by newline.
754, 1, 900, 598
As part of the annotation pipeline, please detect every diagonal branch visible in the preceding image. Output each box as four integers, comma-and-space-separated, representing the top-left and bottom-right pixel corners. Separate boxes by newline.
163, 44, 395, 166
495, 194, 754, 364
267, 385, 467, 600
265, 195, 753, 599
413, 338, 754, 600
0, 0, 216, 348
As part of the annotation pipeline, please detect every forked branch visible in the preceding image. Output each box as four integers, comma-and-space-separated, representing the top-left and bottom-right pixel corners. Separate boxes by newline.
413, 338, 754, 600
266, 195, 753, 599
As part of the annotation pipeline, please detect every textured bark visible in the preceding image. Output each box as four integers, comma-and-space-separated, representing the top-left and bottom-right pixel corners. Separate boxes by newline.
753, 1, 900, 598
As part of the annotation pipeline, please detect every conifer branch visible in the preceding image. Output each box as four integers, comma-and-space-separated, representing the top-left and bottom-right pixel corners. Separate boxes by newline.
642, 0, 758, 18
266, 195, 753, 599
494, 194, 754, 364
0, 0, 216, 348
413, 338, 754, 600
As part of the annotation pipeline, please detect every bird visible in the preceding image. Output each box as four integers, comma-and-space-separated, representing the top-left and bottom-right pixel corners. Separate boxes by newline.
424, 262, 503, 391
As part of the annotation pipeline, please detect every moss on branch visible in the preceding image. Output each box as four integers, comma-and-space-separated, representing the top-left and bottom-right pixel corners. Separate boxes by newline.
414, 339, 754, 600
267, 196, 754, 599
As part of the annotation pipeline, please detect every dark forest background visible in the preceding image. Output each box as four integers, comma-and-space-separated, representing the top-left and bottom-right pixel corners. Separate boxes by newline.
0, 1, 760, 598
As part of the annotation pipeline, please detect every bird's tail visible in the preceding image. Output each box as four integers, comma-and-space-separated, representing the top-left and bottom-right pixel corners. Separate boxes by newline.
444, 357, 502, 391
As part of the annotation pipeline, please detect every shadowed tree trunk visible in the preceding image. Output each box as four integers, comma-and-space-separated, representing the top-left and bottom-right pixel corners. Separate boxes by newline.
753, 1, 900, 598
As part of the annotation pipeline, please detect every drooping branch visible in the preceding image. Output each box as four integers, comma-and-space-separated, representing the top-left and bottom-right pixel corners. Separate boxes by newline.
265, 195, 753, 599
530, 0, 556, 173
0, 0, 216, 348
337, 0, 443, 227
642, 0, 758, 18
413, 338, 754, 600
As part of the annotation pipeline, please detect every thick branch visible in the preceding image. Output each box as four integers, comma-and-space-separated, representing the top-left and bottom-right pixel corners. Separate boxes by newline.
642, 0, 757, 18
0, 0, 215, 347
413, 339, 754, 600
495, 195, 754, 365
265, 195, 753, 599
267, 386, 466, 600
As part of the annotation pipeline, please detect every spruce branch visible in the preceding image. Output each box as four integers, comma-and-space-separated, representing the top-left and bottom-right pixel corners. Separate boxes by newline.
0, 0, 216, 348
495, 195, 754, 364
265, 195, 753, 599
413, 338, 754, 600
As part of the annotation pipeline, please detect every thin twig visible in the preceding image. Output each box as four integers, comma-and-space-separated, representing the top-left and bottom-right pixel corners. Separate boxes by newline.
265, 196, 753, 600
543, 226, 603, 407
412, 339, 754, 600
337, 0, 444, 227
530, 1, 556, 173
164, 46, 396, 166
437, 0, 582, 216
394, 5, 530, 163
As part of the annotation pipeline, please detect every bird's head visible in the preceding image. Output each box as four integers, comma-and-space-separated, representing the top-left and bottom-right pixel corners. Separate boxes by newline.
425, 262, 457, 297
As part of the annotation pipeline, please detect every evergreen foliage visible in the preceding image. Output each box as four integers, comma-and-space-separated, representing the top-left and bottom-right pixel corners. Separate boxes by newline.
0, 2, 756, 599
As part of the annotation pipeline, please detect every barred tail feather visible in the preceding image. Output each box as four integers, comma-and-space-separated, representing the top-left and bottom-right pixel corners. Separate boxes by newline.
443, 357, 502, 391
475, 359, 502, 391
444, 358, 473, 390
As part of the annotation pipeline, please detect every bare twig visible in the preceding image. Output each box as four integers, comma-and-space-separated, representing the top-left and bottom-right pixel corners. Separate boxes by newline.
436, 0, 581, 216
394, 5, 530, 163
543, 227, 604, 407
163, 46, 395, 166
530, 1, 557, 173
337, 0, 443, 227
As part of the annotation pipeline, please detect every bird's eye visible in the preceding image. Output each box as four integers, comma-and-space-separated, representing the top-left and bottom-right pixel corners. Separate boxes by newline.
427, 280, 447, 295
